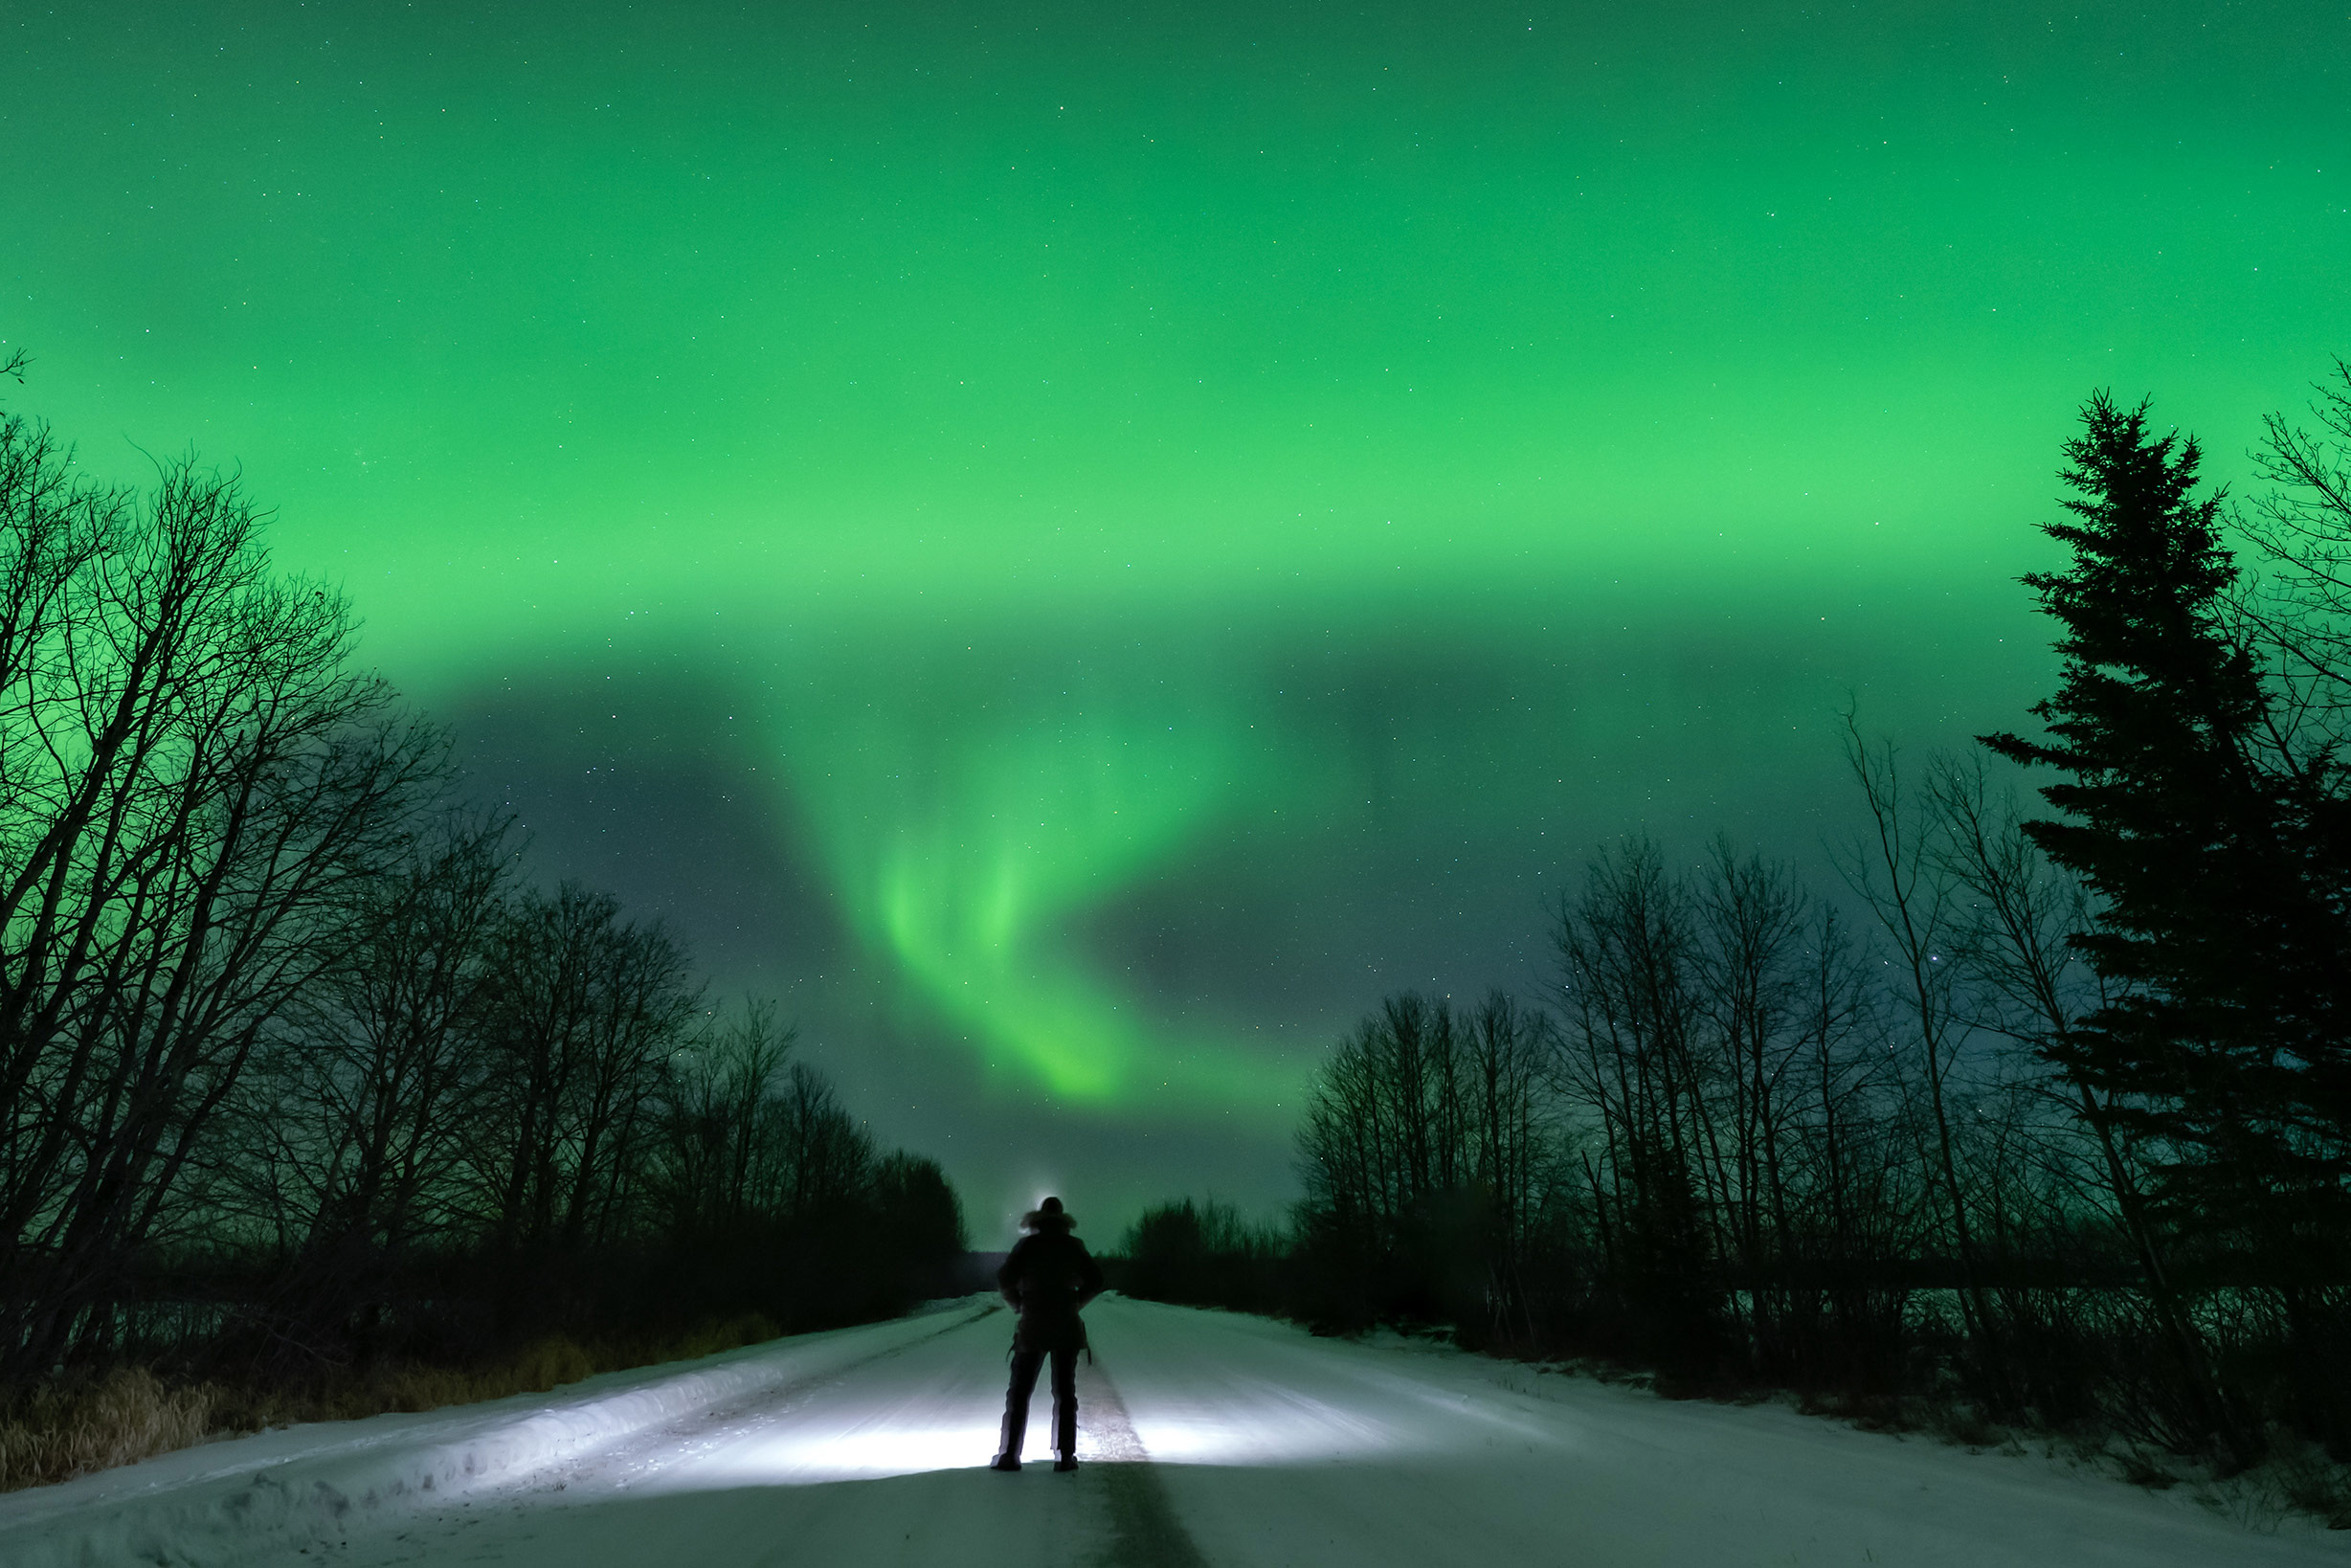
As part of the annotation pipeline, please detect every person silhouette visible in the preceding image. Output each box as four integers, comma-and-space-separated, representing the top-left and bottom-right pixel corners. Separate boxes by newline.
989, 1196, 1104, 1472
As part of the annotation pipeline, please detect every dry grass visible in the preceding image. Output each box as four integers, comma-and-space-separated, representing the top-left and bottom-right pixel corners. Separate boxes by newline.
0, 1368, 213, 1493
0, 1311, 781, 1495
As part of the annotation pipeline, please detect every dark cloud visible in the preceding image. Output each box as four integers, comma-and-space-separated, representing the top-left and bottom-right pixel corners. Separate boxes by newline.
425, 586, 2053, 1235
441, 667, 844, 987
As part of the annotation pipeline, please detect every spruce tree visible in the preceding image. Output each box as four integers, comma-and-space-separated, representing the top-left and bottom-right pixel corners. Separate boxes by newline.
1982, 393, 2350, 1285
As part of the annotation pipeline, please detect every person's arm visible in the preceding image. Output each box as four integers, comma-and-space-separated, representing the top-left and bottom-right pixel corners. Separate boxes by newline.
997, 1240, 1027, 1309
1076, 1241, 1105, 1308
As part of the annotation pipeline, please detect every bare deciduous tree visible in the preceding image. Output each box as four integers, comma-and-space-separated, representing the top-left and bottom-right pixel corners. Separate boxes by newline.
0, 426, 441, 1377
1838, 717, 2010, 1407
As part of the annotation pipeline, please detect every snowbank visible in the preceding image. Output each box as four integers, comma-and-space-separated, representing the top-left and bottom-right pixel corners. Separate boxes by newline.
0, 1299, 988, 1568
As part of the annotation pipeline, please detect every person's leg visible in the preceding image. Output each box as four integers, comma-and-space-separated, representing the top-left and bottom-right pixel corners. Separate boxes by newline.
996, 1343, 1044, 1465
1050, 1341, 1079, 1461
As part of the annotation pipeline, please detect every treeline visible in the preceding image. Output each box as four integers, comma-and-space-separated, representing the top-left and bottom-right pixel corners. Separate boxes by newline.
0, 359, 964, 1422
1129, 371, 2351, 1475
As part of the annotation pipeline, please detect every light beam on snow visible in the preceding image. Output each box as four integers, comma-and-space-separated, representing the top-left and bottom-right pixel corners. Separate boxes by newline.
1118, 1357, 1556, 1467
1127, 1396, 1427, 1466
638, 1389, 1439, 1491
677, 1420, 1006, 1485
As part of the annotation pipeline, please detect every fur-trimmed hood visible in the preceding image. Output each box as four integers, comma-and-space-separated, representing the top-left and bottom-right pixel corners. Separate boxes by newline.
1021, 1196, 1077, 1235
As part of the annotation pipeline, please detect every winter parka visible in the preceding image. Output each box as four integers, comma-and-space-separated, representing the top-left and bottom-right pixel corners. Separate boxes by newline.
997, 1228, 1104, 1355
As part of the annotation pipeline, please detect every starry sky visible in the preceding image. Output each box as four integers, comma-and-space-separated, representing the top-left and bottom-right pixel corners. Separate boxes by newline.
6, 1, 2345, 1238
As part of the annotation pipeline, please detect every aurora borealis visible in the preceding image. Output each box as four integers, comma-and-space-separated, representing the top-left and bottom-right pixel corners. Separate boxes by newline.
6, 2, 2344, 1231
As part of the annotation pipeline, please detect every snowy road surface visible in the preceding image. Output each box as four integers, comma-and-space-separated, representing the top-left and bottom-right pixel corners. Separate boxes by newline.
4, 1294, 2342, 1567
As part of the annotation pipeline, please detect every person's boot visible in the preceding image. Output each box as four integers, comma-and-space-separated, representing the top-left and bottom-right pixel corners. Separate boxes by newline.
989, 1454, 1021, 1472
1053, 1455, 1079, 1472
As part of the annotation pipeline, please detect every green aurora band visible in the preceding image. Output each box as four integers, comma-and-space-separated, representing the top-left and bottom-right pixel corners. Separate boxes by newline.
5, 1, 2345, 1217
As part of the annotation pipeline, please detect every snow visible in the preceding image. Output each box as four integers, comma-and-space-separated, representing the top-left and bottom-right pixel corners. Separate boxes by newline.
0, 1299, 983, 1568
2, 1293, 2341, 1566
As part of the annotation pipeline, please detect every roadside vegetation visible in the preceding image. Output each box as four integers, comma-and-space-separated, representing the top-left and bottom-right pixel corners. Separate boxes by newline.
1123, 366, 2351, 1525
0, 351, 966, 1490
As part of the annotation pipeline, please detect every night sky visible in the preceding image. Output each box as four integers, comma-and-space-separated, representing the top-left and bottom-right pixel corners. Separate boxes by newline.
6, 2, 2344, 1237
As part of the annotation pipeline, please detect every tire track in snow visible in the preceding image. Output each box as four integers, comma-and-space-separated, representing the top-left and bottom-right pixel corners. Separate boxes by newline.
1078, 1354, 1209, 1568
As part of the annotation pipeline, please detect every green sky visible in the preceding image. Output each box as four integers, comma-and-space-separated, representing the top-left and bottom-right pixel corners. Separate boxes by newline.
6, 0, 2345, 1231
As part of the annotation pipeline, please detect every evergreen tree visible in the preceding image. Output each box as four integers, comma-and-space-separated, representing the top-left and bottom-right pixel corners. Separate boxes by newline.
1983, 393, 2351, 1318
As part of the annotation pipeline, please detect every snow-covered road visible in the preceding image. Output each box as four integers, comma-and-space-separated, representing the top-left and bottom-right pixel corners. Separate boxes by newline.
5, 1294, 2341, 1566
